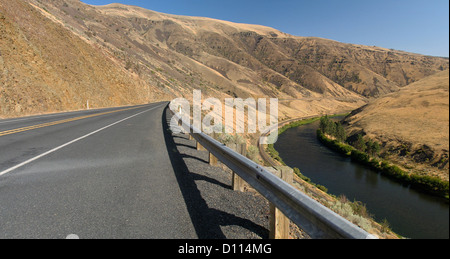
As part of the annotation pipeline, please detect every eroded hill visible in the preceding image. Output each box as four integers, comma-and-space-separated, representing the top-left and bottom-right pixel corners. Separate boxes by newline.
344, 70, 449, 180
0, 0, 170, 118
1, 0, 449, 121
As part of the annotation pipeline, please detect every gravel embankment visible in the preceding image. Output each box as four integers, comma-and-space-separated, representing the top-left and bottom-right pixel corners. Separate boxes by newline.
164, 109, 307, 239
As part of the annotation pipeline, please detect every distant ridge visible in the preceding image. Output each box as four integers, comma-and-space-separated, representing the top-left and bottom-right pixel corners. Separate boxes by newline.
1, 0, 448, 119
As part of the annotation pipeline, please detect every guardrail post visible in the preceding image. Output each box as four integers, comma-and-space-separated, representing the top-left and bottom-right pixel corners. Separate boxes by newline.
169, 107, 377, 239
227, 143, 247, 192
209, 152, 218, 166
209, 133, 219, 166
197, 140, 206, 151
268, 166, 293, 239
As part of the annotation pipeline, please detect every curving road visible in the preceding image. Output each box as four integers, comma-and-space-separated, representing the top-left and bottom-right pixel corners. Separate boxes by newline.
0, 103, 198, 239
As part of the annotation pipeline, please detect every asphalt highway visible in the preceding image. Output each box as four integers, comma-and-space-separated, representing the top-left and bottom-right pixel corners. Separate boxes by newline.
0, 103, 198, 239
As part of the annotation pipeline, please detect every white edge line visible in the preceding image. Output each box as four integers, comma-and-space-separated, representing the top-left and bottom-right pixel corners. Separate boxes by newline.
0, 104, 164, 177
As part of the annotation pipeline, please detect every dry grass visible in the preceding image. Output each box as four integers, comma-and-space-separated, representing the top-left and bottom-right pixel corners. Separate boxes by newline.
3, 0, 443, 121
0, 0, 170, 118
345, 70, 449, 180
1, 0, 448, 133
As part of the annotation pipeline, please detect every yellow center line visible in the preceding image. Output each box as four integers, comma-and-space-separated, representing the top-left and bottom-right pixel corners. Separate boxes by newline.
0, 107, 141, 137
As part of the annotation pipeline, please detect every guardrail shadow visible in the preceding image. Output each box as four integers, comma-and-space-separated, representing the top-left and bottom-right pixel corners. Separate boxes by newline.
161, 106, 268, 239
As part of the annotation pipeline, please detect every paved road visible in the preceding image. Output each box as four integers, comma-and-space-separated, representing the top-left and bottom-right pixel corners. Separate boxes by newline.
0, 103, 197, 239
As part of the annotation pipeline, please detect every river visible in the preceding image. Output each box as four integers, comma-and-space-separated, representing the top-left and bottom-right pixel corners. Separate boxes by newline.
274, 120, 449, 239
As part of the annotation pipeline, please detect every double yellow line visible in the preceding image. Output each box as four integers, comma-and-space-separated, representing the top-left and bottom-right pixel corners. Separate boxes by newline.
0, 107, 140, 137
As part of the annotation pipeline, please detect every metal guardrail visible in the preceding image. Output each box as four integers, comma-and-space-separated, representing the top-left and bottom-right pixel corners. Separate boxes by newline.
169, 108, 377, 239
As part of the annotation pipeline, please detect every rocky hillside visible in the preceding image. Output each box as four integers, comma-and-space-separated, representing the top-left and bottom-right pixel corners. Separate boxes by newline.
0, 0, 171, 118
344, 70, 449, 180
1, 0, 449, 120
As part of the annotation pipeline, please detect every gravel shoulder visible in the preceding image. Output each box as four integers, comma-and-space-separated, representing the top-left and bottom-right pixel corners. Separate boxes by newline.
163, 108, 307, 239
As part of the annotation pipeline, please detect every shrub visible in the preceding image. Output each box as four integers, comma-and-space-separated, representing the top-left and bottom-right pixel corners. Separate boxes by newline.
380, 219, 391, 233
367, 140, 381, 157
317, 119, 449, 199
409, 174, 449, 197
353, 134, 367, 152
247, 145, 259, 162
382, 164, 410, 182
319, 116, 347, 142
335, 141, 354, 155
316, 185, 328, 193
369, 158, 382, 171
217, 133, 235, 144
317, 129, 354, 155
350, 201, 372, 219
293, 167, 311, 182
266, 144, 285, 165
351, 150, 370, 165
330, 200, 373, 233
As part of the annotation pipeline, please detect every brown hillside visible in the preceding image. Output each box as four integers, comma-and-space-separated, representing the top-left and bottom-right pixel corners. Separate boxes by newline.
1, 0, 448, 121
0, 0, 169, 118
20, 0, 448, 118
344, 70, 449, 180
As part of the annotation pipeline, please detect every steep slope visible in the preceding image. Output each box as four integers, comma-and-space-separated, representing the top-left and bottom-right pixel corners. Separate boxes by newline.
0, 0, 169, 118
344, 70, 449, 180
2, 0, 449, 121
81, 1, 449, 98
25, 0, 447, 118
271, 37, 449, 96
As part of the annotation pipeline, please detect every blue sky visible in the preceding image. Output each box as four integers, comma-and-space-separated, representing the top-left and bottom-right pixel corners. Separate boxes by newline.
82, 0, 449, 57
